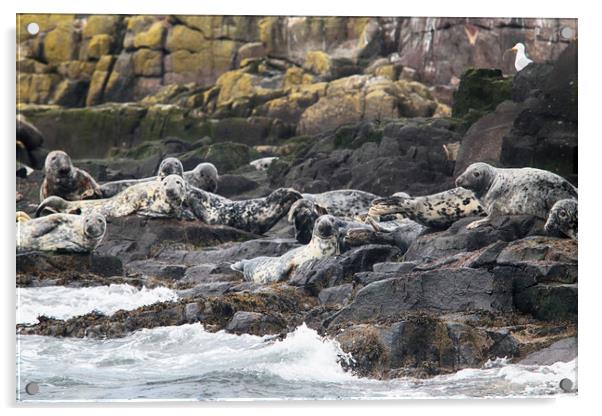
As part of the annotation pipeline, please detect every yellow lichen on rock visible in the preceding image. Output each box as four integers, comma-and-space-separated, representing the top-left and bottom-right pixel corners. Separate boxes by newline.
303, 51, 332, 77
17, 14, 75, 39
215, 70, 256, 107
18, 73, 61, 104
167, 50, 206, 74
43, 23, 78, 65
87, 34, 113, 59
166, 25, 206, 53
374, 64, 398, 81
133, 21, 166, 50
133, 49, 163, 77
57, 61, 96, 80
83, 15, 121, 38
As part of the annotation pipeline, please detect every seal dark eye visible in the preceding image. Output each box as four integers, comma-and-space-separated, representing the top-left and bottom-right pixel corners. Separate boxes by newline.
559, 210, 567, 218
473, 171, 480, 178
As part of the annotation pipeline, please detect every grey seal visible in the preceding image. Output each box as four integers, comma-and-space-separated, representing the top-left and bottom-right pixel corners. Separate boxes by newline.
230, 215, 339, 283
183, 187, 302, 235
36, 174, 187, 219
99, 159, 219, 197
17, 212, 106, 254
455, 162, 577, 229
40, 150, 103, 201
544, 199, 578, 240
369, 187, 485, 228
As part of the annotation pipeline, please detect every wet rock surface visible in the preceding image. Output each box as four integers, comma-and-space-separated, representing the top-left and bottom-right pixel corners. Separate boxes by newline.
16, 28, 578, 380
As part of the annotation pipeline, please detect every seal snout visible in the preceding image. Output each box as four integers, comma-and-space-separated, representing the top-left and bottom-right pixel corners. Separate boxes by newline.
315, 215, 337, 238
57, 166, 71, 176
84, 213, 107, 239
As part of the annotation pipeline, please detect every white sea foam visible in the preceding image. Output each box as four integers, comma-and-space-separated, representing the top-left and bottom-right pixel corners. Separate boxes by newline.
16, 322, 578, 401
17, 284, 178, 324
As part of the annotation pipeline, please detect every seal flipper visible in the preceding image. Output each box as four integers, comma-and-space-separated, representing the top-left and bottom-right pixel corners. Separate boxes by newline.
230, 259, 247, 273
36, 196, 71, 217
27, 216, 64, 238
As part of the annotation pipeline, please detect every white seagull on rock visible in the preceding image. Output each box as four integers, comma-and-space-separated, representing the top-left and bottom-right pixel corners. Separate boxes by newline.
509, 42, 533, 72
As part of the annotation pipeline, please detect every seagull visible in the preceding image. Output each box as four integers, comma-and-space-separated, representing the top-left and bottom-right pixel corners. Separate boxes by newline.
509, 42, 533, 71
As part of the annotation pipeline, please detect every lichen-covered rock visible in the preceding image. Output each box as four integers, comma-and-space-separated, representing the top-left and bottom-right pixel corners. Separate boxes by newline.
56, 61, 96, 80
184, 142, 252, 173
87, 34, 113, 59
133, 20, 166, 50
82, 15, 121, 38
43, 23, 78, 65
133, 49, 163, 77
85, 55, 114, 106
51, 79, 89, 107
103, 52, 136, 102
19, 103, 147, 158
165, 25, 206, 52
17, 73, 61, 104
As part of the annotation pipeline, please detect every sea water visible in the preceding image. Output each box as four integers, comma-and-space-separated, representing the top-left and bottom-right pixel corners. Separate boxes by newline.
16, 285, 577, 401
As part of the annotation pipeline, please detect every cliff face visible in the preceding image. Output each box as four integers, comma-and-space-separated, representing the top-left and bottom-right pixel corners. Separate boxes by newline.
17, 15, 576, 107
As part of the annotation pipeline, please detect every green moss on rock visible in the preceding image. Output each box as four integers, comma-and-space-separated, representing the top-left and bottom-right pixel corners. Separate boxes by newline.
452, 68, 512, 121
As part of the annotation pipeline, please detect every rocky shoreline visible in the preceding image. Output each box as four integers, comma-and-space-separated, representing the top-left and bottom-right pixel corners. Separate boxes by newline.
17, 15, 578, 382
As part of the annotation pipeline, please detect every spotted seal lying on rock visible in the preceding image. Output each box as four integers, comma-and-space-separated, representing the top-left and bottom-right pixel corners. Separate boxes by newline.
302, 189, 380, 217
17, 212, 106, 254
183, 187, 302, 235
369, 187, 485, 228
40, 150, 103, 201
230, 215, 339, 283
455, 162, 578, 229
544, 199, 578, 240
36, 174, 187, 219
99, 159, 219, 197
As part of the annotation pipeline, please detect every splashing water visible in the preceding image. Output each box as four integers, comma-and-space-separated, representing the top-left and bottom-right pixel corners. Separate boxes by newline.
17, 323, 577, 401
17, 284, 178, 324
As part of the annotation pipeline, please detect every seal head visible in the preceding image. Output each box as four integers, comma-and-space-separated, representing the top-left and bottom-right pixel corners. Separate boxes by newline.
455, 162, 496, 198
187, 163, 219, 193
544, 199, 578, 240
161, 174, 187, 208
83, 212, 107, 239
45, 150, 75, 186
288, 199, 329, 244
157, 158, 184, 179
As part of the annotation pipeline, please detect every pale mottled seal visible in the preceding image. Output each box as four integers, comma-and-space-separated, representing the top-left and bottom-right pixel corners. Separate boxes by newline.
36, 174, 187, 219
369, 187, 485, 228
302, 190, 379, 217
544, 199, 578, 240
230, 215, 339, 283
455, 162, 578, 229
99, 159, 219, 198
17, 212, 106, 254
40, 150, 103, 201
183, 187, 302, 235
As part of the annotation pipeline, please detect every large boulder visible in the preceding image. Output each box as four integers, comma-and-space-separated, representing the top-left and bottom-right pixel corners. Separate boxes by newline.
274, 118, 462, 196
327, 267, 513, 327
289, 244, 402, 295
451, 68, 512, 127
404, 215, 544, 263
